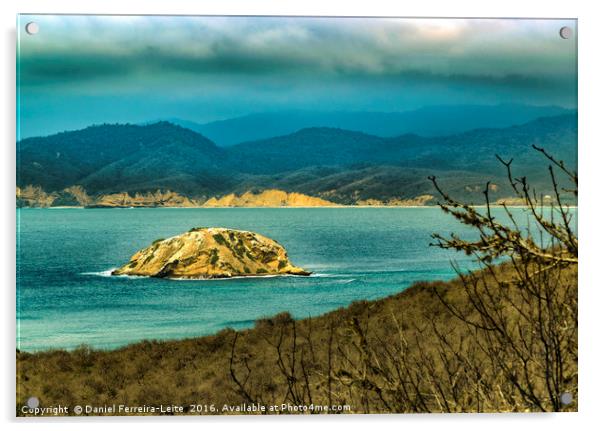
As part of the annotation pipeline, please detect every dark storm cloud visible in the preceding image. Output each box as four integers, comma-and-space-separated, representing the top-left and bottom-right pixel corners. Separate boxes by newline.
19, 52, 131, 84
18, 46, 569, 95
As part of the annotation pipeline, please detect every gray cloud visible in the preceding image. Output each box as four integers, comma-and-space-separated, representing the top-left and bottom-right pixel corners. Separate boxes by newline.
18, 16, 576, 87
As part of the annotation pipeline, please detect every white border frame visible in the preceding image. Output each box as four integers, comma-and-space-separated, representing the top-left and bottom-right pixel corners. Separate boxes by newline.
3, 1, 600, 430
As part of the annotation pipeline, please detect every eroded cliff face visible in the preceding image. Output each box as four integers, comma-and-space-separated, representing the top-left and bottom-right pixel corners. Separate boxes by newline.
91, 190, 198, 208
356, 194, 435, 206
16, 185, 91, 207
16, 185, 198, 208
112, 227, 310, 279
16, 186, 56, 207
16, 185, 432, 208
202, 190, 338, 207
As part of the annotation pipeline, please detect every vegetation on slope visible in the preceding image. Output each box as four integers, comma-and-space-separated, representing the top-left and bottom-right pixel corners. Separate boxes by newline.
16, 115, 577, 204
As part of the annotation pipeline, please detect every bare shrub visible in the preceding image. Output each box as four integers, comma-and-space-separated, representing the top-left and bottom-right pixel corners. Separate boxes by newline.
229, 146, 577, 413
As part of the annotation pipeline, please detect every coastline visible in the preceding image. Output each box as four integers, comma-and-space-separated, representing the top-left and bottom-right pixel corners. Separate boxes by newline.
17, 204, 578, 209
14, 270, 456, 354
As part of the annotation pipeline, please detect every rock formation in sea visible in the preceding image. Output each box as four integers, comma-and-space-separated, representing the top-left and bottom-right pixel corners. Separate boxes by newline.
112, 227, 311, 279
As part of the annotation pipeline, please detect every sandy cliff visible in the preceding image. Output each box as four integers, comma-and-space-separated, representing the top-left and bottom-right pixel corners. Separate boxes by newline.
202, 189, 338, 207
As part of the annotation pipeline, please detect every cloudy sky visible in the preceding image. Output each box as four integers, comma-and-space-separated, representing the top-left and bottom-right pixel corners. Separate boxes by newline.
17, 15, 577, 138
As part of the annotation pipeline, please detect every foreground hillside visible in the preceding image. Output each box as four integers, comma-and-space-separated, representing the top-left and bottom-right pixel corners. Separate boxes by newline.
16, 261, 577, 415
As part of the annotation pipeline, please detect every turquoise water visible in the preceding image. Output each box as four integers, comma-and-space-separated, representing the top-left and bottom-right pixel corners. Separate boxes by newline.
16, 207, 530, 351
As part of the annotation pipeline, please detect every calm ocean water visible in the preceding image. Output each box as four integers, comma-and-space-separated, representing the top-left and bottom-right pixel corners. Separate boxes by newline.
16, 207, 557, 351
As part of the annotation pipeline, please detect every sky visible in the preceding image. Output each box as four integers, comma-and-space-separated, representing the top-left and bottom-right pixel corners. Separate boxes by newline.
17, 15, 577, 138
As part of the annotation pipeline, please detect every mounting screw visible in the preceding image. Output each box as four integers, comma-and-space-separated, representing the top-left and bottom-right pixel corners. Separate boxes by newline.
559, 26, 573, 40
560, 392, 573, 405
25, 22, 39, 35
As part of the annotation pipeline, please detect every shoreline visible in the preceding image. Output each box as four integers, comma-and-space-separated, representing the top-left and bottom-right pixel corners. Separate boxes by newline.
18, 204, 578, 209
15, 273, 427, 354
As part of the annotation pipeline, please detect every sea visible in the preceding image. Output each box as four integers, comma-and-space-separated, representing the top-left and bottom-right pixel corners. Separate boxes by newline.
16, 207, 570, 351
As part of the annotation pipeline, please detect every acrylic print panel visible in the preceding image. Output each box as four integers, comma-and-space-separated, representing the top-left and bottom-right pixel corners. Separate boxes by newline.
16, 15, 577, 416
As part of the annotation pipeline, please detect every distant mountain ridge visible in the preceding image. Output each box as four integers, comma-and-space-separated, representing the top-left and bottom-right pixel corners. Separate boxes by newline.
227, 114, 577, 176
164, 104, 574, 146
17, 113, 577, 205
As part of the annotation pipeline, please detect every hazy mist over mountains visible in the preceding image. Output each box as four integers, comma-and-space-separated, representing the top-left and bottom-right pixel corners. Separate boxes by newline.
159, 104, 573, 146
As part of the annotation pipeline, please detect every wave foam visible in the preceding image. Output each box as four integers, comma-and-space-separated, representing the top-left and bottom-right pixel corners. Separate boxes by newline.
81, 269, 352, 282
81, 268, 150, 279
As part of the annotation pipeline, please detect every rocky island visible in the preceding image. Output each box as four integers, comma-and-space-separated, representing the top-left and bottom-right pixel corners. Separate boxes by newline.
112, 227, 310, 279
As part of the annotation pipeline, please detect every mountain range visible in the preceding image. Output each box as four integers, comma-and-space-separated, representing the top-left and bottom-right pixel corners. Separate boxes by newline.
163, 104, 574, 146
17, 110, 577, 206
